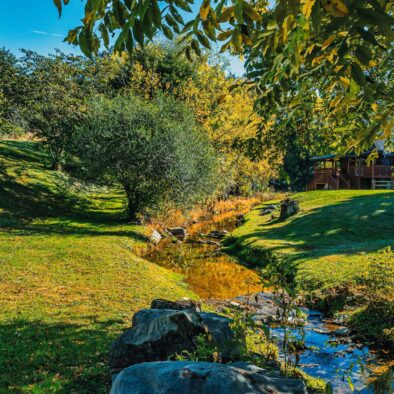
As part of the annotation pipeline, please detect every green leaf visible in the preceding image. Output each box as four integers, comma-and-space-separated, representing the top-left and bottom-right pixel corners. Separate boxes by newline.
337, 40, 349, 58
133, 19, 144, 46
185, 46, 193, 62
165, 14, 177, 27
232, 30, 242, 51
113, 0, 127, 27
234, 0, 244, 24
114, 26, 128, 52
162, 24, 174, 40
170, 5, 185, 25
78, 30, 92, 57
203, 22, 217, 41
191, 39, 202, 56
53, 0, 62, 17
196, 30, 211, 49
125, 28, 134, 53
176, 0, 192, 13
355, 45, 372, 66
351, 63, 366, 86
64, 28, 79, 44
152, 0, 162, 27
246, 70, 261, 79
99, 24, 110, 48
124, 0, 136, 10
217, 30, 233, 41
311, 0, 321, 33
181, 20, 194, 34
142, 10, 154, 40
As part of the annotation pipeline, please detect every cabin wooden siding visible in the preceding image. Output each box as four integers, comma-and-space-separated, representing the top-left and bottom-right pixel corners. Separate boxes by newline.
308, 156, 394, 191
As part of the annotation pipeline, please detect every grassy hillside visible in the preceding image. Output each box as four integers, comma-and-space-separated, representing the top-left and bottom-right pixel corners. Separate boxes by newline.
226, 190, 394, 344
0, 140, 196, 393
227, 190, 394, 290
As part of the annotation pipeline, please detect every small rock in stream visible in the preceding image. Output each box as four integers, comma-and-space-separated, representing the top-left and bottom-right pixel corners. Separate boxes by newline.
166, 227, 187, 240
149, 229, 162, 244
205, 230, 228, 239
195, 239, 221, 247
333, 327, 350, 336
150, 298, 201, 312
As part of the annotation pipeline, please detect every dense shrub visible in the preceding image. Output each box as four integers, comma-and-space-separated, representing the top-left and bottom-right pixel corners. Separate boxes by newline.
72, 94, 218, 220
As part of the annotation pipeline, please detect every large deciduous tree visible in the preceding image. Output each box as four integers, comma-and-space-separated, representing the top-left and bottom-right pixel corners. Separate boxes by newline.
72, 94, 218, 220
21, 51, 91, 170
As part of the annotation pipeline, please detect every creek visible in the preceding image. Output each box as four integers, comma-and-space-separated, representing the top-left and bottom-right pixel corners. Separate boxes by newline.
146, 211, 393, 393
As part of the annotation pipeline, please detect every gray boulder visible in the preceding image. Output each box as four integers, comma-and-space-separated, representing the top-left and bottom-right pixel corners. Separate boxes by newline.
110, 361, 308, 394
265, 204, 277, 211
280, 198, 300, 220
149, 229, 162, 244
132, 309, 236, 360
109, 311, 207, 375
167, 227, 187, 240
206, 230, 228, 239
150, 298, 201, 312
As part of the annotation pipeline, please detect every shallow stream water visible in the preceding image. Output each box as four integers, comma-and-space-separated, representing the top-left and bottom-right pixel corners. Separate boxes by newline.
146, 211, 393, 393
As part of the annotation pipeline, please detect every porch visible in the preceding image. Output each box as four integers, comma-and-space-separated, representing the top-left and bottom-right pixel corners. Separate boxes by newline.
308, 158, 394, 191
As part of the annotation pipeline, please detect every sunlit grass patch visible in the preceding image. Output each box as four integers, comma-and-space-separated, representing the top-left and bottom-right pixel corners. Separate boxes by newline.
0, 139, 196, 392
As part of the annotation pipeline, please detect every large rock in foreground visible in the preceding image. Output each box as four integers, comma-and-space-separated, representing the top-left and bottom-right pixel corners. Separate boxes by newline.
109, 311, 207, 375
132, 309, 235, 359
110, 361, 308, 394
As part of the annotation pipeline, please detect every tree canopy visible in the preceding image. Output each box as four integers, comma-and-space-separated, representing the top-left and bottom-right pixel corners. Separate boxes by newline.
55, 0, 394, 149
72, 94, 218, 219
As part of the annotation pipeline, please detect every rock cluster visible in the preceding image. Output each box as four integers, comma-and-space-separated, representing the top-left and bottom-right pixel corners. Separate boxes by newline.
206, 291, 306, 325
109, 299, 235, 376
166, 227, 187, 240
109, 298, 309, 394
259, 204, 277, 216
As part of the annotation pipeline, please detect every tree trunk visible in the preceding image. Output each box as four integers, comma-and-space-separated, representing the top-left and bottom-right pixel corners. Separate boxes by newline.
51, 160, 60, 171
123, 184, 139, 222
49, 144, 63, 171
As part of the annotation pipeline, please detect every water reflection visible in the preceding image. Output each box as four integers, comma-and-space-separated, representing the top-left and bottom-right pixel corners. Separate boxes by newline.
147, 211, 262, 299
148, 240, 261, 299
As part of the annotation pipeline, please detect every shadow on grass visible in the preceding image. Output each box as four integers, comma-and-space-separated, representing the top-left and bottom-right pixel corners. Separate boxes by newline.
0, 140, 47, 165
0, 319, 123, 393
0, 141, 146, 242
232, 192, 394, 260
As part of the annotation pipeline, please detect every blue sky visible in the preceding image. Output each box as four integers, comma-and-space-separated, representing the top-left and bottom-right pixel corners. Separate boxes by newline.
0, 0, 245, 75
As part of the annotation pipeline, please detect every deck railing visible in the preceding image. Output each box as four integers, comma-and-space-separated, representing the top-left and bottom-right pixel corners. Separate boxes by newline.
314, 169, 333, 184
348, 165, 392, 178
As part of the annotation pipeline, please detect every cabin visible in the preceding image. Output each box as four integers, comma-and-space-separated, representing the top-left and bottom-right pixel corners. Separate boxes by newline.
307, 140, 394, 190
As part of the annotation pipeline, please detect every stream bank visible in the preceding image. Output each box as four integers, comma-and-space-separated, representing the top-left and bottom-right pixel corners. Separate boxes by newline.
145, 210, 394, 393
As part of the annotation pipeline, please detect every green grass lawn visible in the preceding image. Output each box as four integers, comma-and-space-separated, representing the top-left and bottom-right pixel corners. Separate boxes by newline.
226, 190, 394, 345
227, 190, 394, 292
0, 140, 196, 393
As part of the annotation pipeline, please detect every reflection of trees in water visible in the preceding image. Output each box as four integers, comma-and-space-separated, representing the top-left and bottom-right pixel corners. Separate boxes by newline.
184, 254, 261, 299
147, 240, 261, 299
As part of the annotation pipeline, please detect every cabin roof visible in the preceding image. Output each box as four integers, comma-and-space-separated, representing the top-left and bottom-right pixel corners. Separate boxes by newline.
310, 140, 394, 161
310, 154, 336, 161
